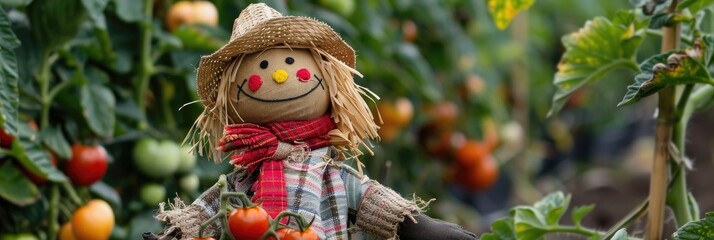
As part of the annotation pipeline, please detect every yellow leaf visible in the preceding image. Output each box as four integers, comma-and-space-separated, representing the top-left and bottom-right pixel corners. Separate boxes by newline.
488, 0, 535, 30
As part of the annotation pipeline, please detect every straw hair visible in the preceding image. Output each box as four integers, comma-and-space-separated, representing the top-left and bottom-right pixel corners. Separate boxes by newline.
186, 45, 379, 162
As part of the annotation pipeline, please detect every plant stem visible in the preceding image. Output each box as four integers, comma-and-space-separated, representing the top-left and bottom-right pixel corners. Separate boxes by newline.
47, 184, 60, 240
668, 84, 695, 226
647, 1, 679, 238
37, 51, 58, 129
549, 225, 600, 237
61, 181, 83, 207
135, 0, 155, 130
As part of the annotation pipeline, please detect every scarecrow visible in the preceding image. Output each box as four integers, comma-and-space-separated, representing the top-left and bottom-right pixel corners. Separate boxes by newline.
144, 3, 477, 240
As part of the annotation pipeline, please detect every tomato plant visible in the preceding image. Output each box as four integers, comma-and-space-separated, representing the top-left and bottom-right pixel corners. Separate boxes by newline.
64, 145, 108, 186
227, 205, 271, 240
71, 200, 114, 240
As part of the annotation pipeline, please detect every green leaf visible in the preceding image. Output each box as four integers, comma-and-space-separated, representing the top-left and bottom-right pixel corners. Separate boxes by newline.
534, 191, 571, 226
113, 0, 143, 22
80, 84, 115, 137
481, 217, 517, 240
572, 205, 595, 227
40, 126, 71, 160
673, 212, 714, 239
0, 0, 32, 7
548, 15, 643, 117
0, 161, 39, 206
512, 207, 548, 240
619, 53, 714, 106
487, 0, 534, 30
678, 0, 714, 13
611, 228, 629, 240
11, 123, 67, 182
649, 12, 673, 29
80, 0, 109, 29
89, 181, 121, 208
0, 8, 20, 136
172, 24, 227, 51
27, 0, 86, 51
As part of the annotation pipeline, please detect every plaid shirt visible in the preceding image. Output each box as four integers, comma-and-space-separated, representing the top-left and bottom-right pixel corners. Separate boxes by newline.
231, 147, 378, 239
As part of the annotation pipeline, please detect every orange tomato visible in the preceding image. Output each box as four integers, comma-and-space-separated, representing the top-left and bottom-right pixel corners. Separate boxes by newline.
71, 200, 115, 240
166, 1, 218, 32
377, 97, 414, 128
59, 222, 76, 240
192, 237, 216, 240
378, 125, 401, 143
455, 154, 499, 191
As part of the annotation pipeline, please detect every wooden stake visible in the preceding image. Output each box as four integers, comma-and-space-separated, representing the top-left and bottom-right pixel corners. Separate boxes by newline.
646, 1, 680, 238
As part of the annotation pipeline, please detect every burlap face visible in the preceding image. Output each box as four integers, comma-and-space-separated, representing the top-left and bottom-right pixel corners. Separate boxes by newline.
227, 48, 330, 124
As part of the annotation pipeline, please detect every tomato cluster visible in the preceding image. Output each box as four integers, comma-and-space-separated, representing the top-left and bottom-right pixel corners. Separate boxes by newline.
192, 192, 318, 240
416, 102, 502, 192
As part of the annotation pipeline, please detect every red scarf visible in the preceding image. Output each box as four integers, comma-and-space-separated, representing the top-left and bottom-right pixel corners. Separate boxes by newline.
218, 114, 334, 217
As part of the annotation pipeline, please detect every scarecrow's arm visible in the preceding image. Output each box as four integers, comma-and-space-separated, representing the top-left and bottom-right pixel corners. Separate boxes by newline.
344, 166, 477, 240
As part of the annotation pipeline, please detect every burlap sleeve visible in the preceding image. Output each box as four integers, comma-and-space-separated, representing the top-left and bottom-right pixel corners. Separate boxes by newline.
154, 170, 253, 240
354, 180, 424, 240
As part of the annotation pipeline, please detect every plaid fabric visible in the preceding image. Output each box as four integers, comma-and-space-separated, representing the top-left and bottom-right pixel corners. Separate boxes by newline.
218, 114, 334, 218
236, 147, 376, 239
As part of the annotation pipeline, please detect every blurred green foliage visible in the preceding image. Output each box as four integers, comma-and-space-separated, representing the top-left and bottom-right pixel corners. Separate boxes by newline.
0, 0, 675, 238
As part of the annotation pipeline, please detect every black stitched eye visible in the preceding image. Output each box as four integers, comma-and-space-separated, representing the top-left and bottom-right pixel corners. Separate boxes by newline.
285, 57, 295, 64
260, 60, 269, 69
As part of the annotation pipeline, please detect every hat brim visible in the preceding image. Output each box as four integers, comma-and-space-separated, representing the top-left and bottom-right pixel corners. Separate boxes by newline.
196, 16, 355, 108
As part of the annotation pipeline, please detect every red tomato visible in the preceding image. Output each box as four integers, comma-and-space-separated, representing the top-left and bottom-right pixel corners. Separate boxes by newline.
64, 145, 109, 186
454, 140, 489, 167
281, 227, 319, 240
0, 127, 14, 149
455, 154, 499, 191
227, 205, 271, 240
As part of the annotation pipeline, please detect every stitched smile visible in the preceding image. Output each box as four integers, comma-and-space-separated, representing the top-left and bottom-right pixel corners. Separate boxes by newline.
237, 74, 325, 102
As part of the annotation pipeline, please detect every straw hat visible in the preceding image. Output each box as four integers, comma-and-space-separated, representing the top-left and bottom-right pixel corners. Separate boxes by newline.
196, 3, 356, 109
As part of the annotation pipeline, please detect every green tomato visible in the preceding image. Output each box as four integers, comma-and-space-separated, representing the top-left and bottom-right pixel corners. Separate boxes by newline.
319, 0, 355, 17
179, 174, 200, 193
0, 233, 38, 240
133, 138, 181, 178
139, 183, 166, 206
177, 145, 196, 173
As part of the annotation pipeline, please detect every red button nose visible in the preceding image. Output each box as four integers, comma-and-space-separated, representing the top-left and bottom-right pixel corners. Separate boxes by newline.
296, 68, 311, 82
248, 74, 262, 92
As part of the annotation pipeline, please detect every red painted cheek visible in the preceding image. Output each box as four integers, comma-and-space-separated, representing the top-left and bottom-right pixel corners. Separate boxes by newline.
248, 74, 262, 92
296, 68, 311, 82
